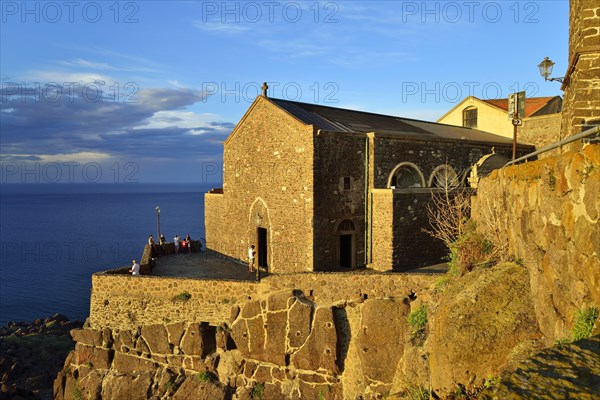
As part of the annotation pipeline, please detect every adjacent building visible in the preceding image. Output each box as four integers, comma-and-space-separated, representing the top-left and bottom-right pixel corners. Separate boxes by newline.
437, 96, 563, 151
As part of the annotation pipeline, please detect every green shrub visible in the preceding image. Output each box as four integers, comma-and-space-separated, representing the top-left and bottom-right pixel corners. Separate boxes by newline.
165, 380, 176, 392
408, 385, 430, 400
251, 382, 265, 400
448, 222, 497, 274
197, 371, 218, 383
73, 386, 83, 400
172, 291, 192, 302
571, 306, 599, 341
408, 305, 428, 346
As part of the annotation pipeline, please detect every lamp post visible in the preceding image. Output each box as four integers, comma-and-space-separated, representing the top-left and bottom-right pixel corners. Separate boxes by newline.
155, 206, 161, 241
254, 213, 262, 281
538, 57, 564, 83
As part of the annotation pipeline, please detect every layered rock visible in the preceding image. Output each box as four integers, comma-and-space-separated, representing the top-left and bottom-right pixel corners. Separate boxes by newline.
429, 262, 543, 394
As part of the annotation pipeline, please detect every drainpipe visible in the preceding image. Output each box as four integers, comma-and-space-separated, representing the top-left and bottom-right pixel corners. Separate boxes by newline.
364, 137, 369, 266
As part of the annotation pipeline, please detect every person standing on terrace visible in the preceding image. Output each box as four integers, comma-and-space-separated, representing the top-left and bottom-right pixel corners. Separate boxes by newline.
129, 260, 140, 276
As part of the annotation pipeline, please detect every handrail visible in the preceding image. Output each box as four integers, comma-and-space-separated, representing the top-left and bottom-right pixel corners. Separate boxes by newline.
505, 125, 600, 167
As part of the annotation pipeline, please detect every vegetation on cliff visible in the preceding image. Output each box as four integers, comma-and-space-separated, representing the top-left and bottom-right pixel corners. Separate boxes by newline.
0, 314, 82, 400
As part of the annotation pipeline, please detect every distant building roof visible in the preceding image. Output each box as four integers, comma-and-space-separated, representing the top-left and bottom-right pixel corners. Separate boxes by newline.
482, 96, 561, 117
267, 97, 515, 145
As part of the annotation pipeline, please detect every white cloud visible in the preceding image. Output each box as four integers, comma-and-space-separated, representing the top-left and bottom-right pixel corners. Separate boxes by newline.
193, 21, 250, 34
134, 110, 229, 133
39, 152, 112, 163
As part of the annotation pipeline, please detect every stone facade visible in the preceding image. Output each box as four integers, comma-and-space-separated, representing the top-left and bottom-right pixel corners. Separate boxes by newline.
206, 98, 316, 274
520, 113, 563, 158
471, 144, 600, 340
561, 0, 600, 141
205, 96, 534, 273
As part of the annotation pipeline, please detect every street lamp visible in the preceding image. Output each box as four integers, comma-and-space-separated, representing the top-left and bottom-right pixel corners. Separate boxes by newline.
254, 213, 262, 281
155, 206, 161, 240
255, 213, 262, 228
538, 57, 564, 83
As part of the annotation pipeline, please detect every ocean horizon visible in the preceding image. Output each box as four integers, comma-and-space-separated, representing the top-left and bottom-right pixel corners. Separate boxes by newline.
0, 183, 216, 325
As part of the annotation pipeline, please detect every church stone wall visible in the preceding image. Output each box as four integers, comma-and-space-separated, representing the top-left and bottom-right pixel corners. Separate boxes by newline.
205, 97, 316, 274
561, 0, 600, 141
520, 113, 563, 158
313, 131, 367, 269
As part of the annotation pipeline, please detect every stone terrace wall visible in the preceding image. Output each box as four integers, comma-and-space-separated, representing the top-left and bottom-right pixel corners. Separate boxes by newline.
89, 273, 259, 330
471, 144, 599, 340
263, 270, 435, 306
90, 268, 436, 331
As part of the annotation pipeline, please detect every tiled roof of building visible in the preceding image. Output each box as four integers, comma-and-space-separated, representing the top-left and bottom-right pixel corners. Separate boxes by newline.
482, 96, 559, 117
268, 97, 514, 144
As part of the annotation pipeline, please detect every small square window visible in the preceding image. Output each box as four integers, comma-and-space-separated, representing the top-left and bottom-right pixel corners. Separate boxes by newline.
343, 177, 351, 190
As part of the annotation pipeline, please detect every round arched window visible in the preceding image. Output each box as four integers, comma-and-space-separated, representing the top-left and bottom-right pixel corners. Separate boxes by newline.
392, 165, 422, 188
430, 166, 459, 188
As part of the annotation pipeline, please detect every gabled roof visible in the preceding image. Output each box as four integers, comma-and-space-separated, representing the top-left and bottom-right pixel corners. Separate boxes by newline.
482, 96, 560, 117
267, 97, 514, 144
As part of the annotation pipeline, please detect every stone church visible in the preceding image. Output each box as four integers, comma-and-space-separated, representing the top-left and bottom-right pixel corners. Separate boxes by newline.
204, 93, 534, 273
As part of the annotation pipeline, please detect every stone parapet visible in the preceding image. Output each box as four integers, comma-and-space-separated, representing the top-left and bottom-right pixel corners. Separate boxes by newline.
89, 273, 259, 330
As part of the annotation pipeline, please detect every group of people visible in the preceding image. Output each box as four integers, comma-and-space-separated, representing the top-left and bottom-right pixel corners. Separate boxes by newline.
147, 233, 196, 256
173, 234, 193, 254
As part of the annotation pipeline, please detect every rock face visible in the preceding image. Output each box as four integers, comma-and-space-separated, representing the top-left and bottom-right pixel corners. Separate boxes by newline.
482, 335, 600, 400
53, 321, 225, 400
54, 290, 432, 399
471, 145, 600, 340
0, 314, 82, 400
430, 262, 543, 394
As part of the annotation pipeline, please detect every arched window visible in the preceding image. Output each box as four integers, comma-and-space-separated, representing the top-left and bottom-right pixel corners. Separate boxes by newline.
429, 165, 460, 188
387, 162, 425, 189
463, 107, 477, 128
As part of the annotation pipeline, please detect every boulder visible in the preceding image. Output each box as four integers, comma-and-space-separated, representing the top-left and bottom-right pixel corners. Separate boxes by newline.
291, 307, 338, 373
172, 374, 227, 400
101, 373, 153, 400
287, 297, 313, 350
141, 324, 171, 355
356, 298, 410, 383
430, 262, 542, 394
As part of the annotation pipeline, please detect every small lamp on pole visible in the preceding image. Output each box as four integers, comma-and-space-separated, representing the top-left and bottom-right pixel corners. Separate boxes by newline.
538, 57, 564, 83
155, 206, 161, 240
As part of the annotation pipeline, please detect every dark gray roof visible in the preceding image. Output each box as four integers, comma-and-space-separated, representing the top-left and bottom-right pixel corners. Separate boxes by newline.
268, 97, 516, 144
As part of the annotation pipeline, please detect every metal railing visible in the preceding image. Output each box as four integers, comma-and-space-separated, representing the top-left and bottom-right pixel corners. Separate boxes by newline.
505, 125, 600, 167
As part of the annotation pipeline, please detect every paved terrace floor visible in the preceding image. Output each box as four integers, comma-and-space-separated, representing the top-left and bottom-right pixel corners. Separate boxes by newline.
151, 250, 448, 280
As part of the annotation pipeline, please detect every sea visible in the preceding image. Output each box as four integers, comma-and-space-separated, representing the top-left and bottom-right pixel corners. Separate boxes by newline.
0, 183, 213, 326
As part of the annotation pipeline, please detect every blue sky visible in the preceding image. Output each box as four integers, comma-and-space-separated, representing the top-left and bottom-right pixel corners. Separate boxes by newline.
0, 1, 569, 183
